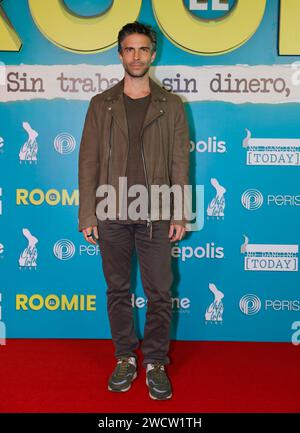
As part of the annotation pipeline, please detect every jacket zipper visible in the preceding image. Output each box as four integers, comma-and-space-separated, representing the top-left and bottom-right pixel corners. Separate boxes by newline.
107, 115, 113, 194
140, 129, 152, 239
140, 111, 164, 240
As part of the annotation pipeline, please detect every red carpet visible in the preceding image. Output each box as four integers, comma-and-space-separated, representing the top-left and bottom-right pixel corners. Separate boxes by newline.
0, 339, 299, 413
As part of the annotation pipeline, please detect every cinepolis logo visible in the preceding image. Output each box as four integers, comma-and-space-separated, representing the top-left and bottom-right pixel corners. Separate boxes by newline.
53, 239, 75, 260
54, 133, 76, 155
190, 137, 226, 153
171, 242, 224, 261
0, 242, 4, 258
239, 294, 261, 315
241, 189, 263, 210
243, 129, 300, 166
0, 136, 4, 151
240, 235, 298, 272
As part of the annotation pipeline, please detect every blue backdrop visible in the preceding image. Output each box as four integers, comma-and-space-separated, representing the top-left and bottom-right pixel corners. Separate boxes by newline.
0, 0, 299, 343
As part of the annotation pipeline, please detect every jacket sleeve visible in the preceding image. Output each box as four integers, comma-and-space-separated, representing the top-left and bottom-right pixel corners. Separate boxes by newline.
170, 96, 191, 228
78, 95, 100, 232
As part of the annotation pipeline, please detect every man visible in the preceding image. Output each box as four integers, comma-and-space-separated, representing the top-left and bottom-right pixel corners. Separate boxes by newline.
78, 21, 190, 400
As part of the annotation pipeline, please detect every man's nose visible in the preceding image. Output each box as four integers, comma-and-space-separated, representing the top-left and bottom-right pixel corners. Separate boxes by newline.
133, 49, 140, 60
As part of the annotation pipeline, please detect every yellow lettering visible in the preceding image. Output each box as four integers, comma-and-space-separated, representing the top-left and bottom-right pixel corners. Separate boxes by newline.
29, 294, 43, 310
45, 295, 59, 310
86, 295, 96, 311
0, 1, 22, 51
152, 0, 266, 55
16, 294, 28, 310
16, 189, 29, 205
28, 0, 142, 54
29, 188, 44, 205
279, 0, 300, 54
45, 189, 60, 205
61, 295, 79, 311
62, 189, 78, 206
16, 294, 97, 311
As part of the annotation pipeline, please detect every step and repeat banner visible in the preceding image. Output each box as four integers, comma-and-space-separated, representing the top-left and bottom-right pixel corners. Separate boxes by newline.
0, 0, 299, 343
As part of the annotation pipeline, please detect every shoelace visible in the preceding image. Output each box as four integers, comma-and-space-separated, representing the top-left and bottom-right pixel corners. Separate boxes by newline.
116, 357, 133, 376
149, 362, 167, 384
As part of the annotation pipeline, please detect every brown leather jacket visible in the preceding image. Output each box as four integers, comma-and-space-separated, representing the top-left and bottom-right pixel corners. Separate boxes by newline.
78, 77, 190, 237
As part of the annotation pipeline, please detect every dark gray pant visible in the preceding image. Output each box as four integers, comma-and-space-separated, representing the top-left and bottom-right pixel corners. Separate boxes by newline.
97, 219, 173, 367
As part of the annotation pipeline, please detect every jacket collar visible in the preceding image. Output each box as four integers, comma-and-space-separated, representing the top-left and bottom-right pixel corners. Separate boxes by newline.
104, 76, 167, 102
104, 76, 167, 140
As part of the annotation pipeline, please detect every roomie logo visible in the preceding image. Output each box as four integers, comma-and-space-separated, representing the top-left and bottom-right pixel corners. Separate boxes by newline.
187, 0, 232, 15
16, 293, 96, 311
241, 189, 264, 210
6, 0, 300, 57
53, 239, 75, 260
239, 294, 261, 315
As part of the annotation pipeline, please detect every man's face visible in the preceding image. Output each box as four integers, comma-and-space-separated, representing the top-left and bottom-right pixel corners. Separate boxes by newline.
118, 33, 156, 78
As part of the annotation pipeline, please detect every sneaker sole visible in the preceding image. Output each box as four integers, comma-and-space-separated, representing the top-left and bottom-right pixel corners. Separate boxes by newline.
108, 370, 137, 392
146, 377, 172, 400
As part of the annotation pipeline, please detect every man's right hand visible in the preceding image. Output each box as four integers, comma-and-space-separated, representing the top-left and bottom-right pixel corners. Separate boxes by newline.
82, 225, 99, 245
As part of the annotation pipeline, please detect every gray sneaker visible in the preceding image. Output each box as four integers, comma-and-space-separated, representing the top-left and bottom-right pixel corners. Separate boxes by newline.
146, 361, 172, 400
108, 356, 137, 392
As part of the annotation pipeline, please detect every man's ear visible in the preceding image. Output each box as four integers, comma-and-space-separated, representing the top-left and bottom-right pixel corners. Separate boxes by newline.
150, 50, 156, 63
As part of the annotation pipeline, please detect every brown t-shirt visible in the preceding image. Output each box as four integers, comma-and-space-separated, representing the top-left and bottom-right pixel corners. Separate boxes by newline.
117, 92, 151, 224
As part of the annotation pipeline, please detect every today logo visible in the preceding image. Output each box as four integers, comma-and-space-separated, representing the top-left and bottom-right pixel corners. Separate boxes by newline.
243, 129, 300, 166
240, 235, 298, 272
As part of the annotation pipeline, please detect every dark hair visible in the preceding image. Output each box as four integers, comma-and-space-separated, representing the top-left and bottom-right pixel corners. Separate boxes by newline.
118, 21, 157, 53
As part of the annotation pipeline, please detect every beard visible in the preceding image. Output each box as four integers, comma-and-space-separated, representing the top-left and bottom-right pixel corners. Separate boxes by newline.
123, 62, 150, 78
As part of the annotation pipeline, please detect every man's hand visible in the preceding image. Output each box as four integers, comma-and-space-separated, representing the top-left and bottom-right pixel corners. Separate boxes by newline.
168, 223, 186, 242
82, 225, 99, 245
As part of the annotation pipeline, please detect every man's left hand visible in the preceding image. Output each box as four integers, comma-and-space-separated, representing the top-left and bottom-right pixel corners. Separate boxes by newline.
168, 224, 186, 242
